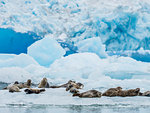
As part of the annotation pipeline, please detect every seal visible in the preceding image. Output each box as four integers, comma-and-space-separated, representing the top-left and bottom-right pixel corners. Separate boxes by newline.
50, 80, 76, 88
38, 78, 49, 88
9, 85, 21, 93
24, 88, 45, 94
66, 81, 84, 91
69, 87, 79, 94
15, 79, 32, 89
73, 90, 102, 98
65, 83, 79, 93
141, 91, 150, 97
118, 88, 140, 97
3, 79, 31, 90
102, 87, 122, 97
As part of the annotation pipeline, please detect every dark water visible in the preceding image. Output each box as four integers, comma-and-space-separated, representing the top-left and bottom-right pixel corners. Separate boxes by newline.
0, 105, 150, 113
0, 82, 8, 90
0, 28, 41, 54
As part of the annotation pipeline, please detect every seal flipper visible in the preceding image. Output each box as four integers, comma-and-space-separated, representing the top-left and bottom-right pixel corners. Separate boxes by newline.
45, 82, 50, 88
24, 89, 33, 94
73, 93, 80, 97
138, 92, 143, 96
40, 89, 45, 92
49, 86, 61, 88
3, 87, 7, 90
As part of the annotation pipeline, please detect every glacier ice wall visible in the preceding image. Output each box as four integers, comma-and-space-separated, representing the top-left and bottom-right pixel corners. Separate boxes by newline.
0, 0, 150, 53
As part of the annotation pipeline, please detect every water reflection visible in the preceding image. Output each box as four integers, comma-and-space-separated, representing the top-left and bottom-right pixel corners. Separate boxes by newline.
0, 105, 148, 113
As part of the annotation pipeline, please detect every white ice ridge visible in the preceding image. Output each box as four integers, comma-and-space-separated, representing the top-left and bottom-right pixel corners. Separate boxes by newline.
0, 53, 38, 68
0, 52, 149, 84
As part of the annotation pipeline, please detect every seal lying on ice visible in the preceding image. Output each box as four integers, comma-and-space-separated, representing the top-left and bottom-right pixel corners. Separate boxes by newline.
73, 90, 102, 98
3, 79, 31, 90
102, 87, 122, 97
50, 80, 84, 90
102, 87, 140, 97
14, 79, 31, 89
117, 88, 140, 97
24, 88, 45, 94
141, 91, 150, 97
66, 81, 84, 91
38, 78, 49, 88
66, 83, 80, 94
9, 85, 21, 93
50, 80, 75, 88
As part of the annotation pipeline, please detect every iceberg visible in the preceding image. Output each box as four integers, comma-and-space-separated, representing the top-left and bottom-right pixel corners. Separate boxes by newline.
28, 35, 66, 67
76, 37, 107, 58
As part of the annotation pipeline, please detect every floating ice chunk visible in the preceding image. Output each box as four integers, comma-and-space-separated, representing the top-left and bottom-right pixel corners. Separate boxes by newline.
48, 53, 104, 79
76, 37, 107, 58
0, 53, 38, 68
27, 35, 66, 67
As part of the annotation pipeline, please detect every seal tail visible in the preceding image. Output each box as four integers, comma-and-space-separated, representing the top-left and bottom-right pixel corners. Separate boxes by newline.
40, 89, 45, 92
72, 93, 80, 97
3, 87, 7, 90
138, 92, 143, 96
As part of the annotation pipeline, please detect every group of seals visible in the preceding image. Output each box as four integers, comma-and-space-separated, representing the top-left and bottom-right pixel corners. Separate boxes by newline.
3, 79, 32, 93
2, 78, 150, 98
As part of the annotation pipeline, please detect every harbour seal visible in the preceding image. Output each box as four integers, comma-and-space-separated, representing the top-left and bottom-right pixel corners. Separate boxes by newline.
24, 88, 45, 94
118, 88, 140, 97
15, 79, 31, 89
73, 90, 102, 98
9, 85, 21, 93
66, 81, 84, 91
69, 87, 79, 94
141, 91, 150, 97
50, 80, 76, 88
65, 83, 79, 93
3, 79, 31, 90
102, 87, 122, 97
38, 78, 49, 88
